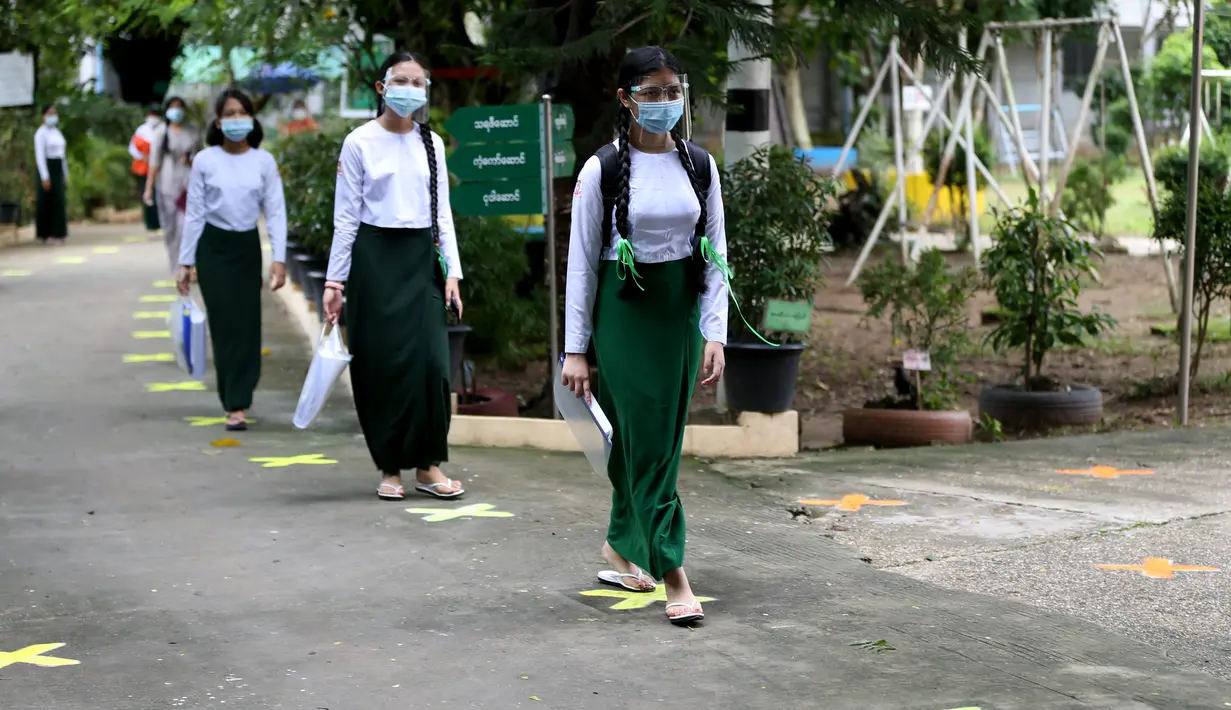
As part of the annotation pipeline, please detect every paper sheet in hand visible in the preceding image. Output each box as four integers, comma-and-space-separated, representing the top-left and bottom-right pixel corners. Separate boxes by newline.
554, 356, 613, 477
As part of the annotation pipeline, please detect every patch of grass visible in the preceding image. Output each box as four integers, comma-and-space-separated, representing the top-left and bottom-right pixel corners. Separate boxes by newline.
1149, 320, 1231, 343
977, 171, 1154, 237
1125, 370, 1231, 401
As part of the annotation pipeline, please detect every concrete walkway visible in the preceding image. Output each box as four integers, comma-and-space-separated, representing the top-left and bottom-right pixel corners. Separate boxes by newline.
2, 224, 1230, 709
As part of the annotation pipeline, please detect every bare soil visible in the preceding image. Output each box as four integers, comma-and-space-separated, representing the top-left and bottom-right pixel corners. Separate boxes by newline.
472, 250, 1231, 450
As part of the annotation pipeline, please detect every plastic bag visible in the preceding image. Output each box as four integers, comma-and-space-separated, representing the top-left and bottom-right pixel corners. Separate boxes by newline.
168, 296, 208, 380
293, 323, 353, 429
553, 353, 613, 477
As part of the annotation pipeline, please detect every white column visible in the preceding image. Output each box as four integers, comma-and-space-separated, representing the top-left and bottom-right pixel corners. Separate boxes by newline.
724, 0, 774, 168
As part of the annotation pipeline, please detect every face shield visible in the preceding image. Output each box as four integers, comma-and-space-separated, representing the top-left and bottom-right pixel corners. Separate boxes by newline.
628, 74, 691, 141
380, 69, 432, 123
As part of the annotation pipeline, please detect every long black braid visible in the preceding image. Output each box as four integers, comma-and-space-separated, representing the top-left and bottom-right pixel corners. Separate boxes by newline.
614, 108, 632, 242
671, 125, 709, 295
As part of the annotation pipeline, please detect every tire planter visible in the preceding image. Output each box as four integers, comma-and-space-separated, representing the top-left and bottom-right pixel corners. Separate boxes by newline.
723, 342, 806, 413
842, 408, 973, 447
978, 384, 1103, 431
304, 270, 327, 320
457, 387, 519, 417
446, 324, 472, 393
0, 201, 20, 224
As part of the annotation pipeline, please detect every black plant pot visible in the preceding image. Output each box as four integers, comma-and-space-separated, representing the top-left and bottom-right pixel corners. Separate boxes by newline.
447, 324, 472, 393
305, 270, 327, 320
723, 341, 806, 413
294, 253, 326, 293
0, 201, 20, 224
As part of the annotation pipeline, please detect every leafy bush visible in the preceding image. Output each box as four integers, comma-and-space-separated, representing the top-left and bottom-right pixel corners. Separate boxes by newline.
1061, 157, 1127, 240
859, 249, 978, 410
0, 111, 36, 222
1153, 144, 1229, 195
67, 136, 137, 220
723, 144, 835, 344
984, 190, 1116, 390
274, 122, 351, 257
922, 126, 994, 239
1153, 182, 1231, 380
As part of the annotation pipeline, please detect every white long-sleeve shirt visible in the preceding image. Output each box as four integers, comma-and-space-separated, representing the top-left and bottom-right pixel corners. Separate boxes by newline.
34, 125, 68, 182
128, 120, 158, 161
564, 143, 728, 353
327, 120, 461, 282
178, 146, 287, 266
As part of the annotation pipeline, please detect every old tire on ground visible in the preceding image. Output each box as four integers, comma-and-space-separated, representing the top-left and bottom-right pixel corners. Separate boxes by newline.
978, 384, 1103, 431
842, 408, 973, 447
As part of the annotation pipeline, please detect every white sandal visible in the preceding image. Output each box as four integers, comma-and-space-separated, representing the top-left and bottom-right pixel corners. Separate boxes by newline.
597, 567, 656, 592
377, 483, 405, 501
665, 600, 705, 626
414, 479, 464, 499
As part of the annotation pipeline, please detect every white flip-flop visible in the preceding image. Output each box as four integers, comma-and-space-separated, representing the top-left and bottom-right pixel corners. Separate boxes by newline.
377, 483, 405, 501
597, 567, 656, 592
665, 601, 705, 626
414, 480, 465, 499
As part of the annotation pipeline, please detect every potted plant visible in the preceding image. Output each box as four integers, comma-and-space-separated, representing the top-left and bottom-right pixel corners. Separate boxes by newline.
275, 128, 337, 312
844, 249, 977, 447
722, 144, 835, 413
979, 191, 1116, 431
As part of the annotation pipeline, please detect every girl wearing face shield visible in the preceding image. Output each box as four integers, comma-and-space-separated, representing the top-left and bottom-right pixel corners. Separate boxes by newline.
322, 52, 465, 502
561, 46, 728, 625
177, 89, 288, 431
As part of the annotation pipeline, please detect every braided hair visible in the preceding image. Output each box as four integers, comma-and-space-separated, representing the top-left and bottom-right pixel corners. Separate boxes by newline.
615, 46, 708, 296
376, 51, 441, 273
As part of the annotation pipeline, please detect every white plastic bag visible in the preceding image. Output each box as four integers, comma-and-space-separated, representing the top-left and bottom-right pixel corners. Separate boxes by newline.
168, 296, 208, 381
553, 354, 613, 477
293, 323, 353, 429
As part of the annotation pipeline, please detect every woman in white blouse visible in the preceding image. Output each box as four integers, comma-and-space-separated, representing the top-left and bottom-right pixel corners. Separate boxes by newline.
560, 47, 728, 626
177, 89, 287, 432
34, 105, 69, 244
146, 96, 200, 275
321, 51, 465, 502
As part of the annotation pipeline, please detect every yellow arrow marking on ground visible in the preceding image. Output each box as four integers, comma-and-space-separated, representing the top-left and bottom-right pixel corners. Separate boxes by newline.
799, 494, 906, 512
146, 381, 206, 392
1056, 465, 1153, 479
1, 269, 31, 277
56, 256, 86, 264
186, 416, 257, 426
0, 643, 80, 670
93, 246, 119, 254
249, 454, 337, 468
123, 235, 149, 243
139, 294, 178, 303
1097, 557, 1220, 579
152, 279, 177, 288
579, 587, 716, 611
123, 353, 175, 363
133, 311, 171, 319
403, 503, 514, 522
133, 330, 170, 339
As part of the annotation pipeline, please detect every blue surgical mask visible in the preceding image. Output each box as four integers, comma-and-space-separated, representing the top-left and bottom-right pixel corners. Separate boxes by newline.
44, 115, 59, 127
383, 86, 428, 118
634, 98, 684, 135
220, 117, 254, 142
166, 107, 185, 124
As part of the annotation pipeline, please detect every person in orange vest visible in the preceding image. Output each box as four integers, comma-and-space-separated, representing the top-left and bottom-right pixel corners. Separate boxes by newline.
281, 99, 318, 135
129, 105, 161, 233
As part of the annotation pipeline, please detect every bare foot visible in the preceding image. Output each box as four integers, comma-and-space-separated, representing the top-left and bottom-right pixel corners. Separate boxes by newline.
601, 541, 655, 591
415, 465, 462, 495
662, 567, 702, 620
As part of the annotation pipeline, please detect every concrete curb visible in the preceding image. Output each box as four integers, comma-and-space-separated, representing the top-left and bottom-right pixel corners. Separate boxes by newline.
274, 279, 799, 458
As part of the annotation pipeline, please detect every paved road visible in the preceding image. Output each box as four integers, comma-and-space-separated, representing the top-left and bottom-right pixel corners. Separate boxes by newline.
3, 225, 1231, 709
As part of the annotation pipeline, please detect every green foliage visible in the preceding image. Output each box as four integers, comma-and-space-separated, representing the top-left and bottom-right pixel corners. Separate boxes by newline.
723, 144, 835, 344
859, 249, 979, 410
67, 136, 138, 220
921, 126, 994, 241
454, 216, 548, 368
274, 121, 353, 258
0, 111, 36, 220
57, 94, 145, 150
1147, 30, 1224, 128
984, 191, 1116, 388
1061, 157, 1127, 240
1153, 181, 1231, 380
1153, 144, 1229, 195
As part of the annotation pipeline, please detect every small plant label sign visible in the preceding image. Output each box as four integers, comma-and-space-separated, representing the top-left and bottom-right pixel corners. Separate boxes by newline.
902, 349, 932, 371
763, 299, 812, 334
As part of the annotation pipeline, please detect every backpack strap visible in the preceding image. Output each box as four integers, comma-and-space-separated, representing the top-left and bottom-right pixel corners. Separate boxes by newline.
681, 140, 713, 240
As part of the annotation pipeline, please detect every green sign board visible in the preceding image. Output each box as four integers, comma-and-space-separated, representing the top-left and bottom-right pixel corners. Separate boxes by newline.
549, 104, 575, 141
551, 142, 577, 176
451, 179, 545, 217
445, 104, 541, 144
763, 299, 813, 334
449, 143, 541, 182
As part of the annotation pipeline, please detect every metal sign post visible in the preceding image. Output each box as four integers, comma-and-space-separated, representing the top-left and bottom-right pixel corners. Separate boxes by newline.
542, 94, 560, 420
1179, 1, 1206, 425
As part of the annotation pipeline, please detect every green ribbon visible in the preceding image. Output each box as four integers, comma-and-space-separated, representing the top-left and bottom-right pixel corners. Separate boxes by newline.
615, 238, 644, 291
700, 236, 779, 348
436, 247, 448, 281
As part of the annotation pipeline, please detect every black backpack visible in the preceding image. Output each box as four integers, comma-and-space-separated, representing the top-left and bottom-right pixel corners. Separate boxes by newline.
592, 139, 714, 249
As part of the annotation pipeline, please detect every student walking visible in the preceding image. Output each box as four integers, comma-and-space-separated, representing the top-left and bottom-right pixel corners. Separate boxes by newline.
177, 89, 287, 431
129, 105, 162, 233
322, 51, 465, 502
34, 104, 69, 245
146, 97, 200, 275
561, 47, 728, 625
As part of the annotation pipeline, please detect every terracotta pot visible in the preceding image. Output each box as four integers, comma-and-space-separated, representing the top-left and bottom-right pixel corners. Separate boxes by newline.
842, 407, 973, 447
456, 387, 519, 417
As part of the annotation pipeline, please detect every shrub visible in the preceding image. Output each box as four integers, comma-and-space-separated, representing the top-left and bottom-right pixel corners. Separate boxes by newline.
922, 126, 994, 240
274, 122, 350, 257
1061, 157, 1127, 240
67, 136, 136, 221
1153, 143, 1229, 195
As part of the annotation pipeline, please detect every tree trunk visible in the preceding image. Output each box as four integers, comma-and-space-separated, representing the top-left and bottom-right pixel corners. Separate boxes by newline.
783, 63, 812, 149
